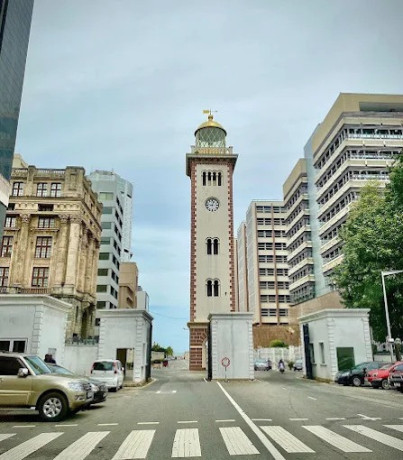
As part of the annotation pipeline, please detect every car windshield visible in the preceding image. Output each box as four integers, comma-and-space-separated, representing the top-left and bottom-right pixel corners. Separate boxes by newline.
25, 356, 52, 375
47, 364, 74, 375
93, 362, 114, 371
353, 362, 369, 370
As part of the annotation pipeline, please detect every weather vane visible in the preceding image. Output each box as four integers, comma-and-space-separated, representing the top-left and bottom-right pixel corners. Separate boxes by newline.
203, 109, 218, 118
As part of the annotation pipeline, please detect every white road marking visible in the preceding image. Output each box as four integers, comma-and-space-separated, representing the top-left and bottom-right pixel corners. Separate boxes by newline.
385, 425, 403, 433
289, 418, 309, 421
172, 429, 201, 457
261, 426, 314, 453
252, 418, 272, 422
137, 422, 159, 425
308, 396, 317, 400
303, 426, 371, 453
0, 432, 63, 460
112, 430, 155, 459
54, 431, 109, 460
220, 427, 260, 455
177, 420, 198, 424
12, 426, 35, 428
217, 382, 286, 460
55, 424, 78, 427
98, 423, 119, 426
357, 413, 381, 421
281, 387, 287, 390
0, 435, 15, 443
345, 425, 403, 451
326, 418, 346, 421
156, 390, 176, 394
216, 419, 236, 423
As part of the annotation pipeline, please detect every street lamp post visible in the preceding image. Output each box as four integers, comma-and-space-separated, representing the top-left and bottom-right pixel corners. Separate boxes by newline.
381, 270, 403, 362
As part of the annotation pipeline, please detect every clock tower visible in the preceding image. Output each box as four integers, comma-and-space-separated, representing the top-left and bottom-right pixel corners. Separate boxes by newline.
186, 113, 238, 371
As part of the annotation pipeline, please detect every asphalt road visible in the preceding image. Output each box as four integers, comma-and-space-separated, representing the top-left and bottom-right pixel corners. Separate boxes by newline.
0, 359, 402, 459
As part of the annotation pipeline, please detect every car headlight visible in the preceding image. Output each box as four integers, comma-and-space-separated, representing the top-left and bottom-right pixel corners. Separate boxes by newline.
91, 383, 99, 392
68, 382, 85, 392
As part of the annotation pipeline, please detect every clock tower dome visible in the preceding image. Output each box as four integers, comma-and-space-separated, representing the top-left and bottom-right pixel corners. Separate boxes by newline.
186, 113, 238, 371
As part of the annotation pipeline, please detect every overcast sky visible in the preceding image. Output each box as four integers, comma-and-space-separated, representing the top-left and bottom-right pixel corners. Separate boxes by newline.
16, 0, 403, 353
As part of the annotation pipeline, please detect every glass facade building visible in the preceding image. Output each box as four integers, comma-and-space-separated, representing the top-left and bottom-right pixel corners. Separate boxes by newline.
0, 0, 34, 232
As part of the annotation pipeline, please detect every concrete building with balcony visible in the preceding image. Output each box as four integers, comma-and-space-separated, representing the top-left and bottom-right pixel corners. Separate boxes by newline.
237, 201, 293, 345
87, 171, 133, 312
283, 159, 315, 304
0, 162, 102, 338
308, 93, 403, 289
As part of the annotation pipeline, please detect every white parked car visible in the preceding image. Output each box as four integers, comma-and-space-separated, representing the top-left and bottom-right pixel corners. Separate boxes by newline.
90, 359, 124, 392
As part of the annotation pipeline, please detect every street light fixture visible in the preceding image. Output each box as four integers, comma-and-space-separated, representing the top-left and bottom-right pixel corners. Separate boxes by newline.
381, 270, 403, 362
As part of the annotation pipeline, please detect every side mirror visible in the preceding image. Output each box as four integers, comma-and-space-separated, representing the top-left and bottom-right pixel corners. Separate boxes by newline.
18, 368, 29, 378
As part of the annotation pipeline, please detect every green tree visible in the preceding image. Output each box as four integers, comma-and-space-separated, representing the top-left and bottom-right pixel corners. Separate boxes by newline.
165, 346, 174, 356
269, 339, 288, 348
333, 156, 403, 341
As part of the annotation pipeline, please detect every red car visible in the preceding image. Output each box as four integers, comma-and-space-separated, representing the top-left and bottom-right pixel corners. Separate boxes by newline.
366, 361, 403, 389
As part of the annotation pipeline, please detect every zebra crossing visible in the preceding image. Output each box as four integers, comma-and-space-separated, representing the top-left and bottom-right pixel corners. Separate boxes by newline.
0, 423, 402, 458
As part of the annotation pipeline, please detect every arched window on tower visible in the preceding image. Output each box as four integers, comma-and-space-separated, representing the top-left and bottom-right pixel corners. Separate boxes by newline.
206, 238, 212, 255
218, 172, 222, 186
213, 238, 219, 255
202, 172, 206, 186
206, 279, 213, 297
213, 279, 220, 297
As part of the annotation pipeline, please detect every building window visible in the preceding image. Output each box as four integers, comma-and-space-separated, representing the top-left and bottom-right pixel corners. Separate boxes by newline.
36, 183, 48, 197
35, 237, 52, 258
5, 217, 16, 228
12, 182, 24, 197
38, 217, 55, 228
0, 339, 26, 353
0, 267, 9, 287
99, 253, 109, 260
206, 279, 220, 297
98, 192, 114, 201
1, 237, 13, 257
96, 301, 106, 309
102, 207, 113, 215
38, 204, 54, 212
101, 222, 112, 229
97, 268, 108, 276
319, 342, 325, 364
96, 285, 108, 293
206, 238, 219, 255
32, 267, 49, 287
50, 183, 62, 197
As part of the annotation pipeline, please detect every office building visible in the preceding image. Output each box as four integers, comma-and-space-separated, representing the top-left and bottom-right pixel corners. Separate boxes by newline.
0, 0, 34, 237
87, 170, 133, 311
0, 162, 102, 338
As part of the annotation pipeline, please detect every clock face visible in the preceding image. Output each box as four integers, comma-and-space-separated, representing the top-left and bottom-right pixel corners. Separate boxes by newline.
205, 197, 219, 212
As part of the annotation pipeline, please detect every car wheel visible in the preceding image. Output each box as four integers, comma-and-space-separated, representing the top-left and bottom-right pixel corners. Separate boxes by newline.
352, 376, 362, 387
38, 392, 68, 422
381, 379, 390, 390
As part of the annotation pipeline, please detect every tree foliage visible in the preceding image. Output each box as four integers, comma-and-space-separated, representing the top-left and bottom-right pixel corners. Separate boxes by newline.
269, 339, 288, 348
333, 156, 403, 341
151, 342, 174, 356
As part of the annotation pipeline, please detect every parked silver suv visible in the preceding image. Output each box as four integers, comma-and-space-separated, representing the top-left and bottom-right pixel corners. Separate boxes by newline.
0, 352, 93, 421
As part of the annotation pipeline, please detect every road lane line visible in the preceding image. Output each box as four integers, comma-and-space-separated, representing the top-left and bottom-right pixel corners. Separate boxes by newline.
385, 425, 403, 433
217, 382, 286, 460
112, 430, 155, 459
357, 413, 381, 421
172, 429, 201, 457
303, 426, 371, 453
54, 431, 110, 460
261, 426, 314, 453
137, 422, 159, 425
308, 396, 317, 400
220, 427, 259, 455
345, 425, 403, 451
177, 421, 198, 424
0, 432, 63, 460
252, 418, 272, 422
0, 435, 15, 443
326, 418, 346, 421
55, 424, 78, 427
216, 419, 236, 423
12, 426, 35, 428
98, 423, 119, 426
289, 418, 308, 421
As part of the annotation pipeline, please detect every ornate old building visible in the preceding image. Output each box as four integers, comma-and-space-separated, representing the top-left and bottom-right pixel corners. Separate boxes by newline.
0, 162, 102, 339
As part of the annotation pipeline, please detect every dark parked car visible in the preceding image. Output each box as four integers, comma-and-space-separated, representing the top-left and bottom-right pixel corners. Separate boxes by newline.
254, 358, 272, 371
336, 361, 383, 387
389, 363, 403, 392
46, 364, 108, 404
